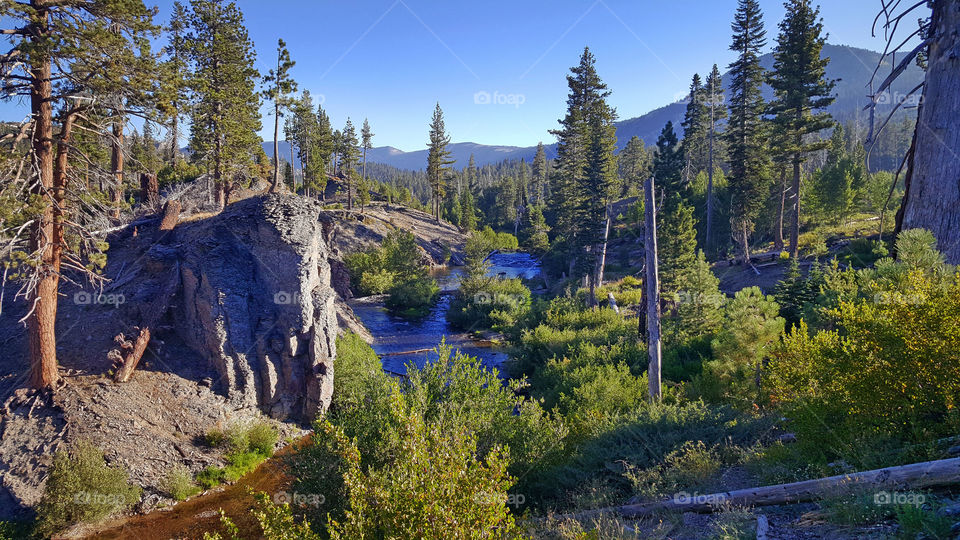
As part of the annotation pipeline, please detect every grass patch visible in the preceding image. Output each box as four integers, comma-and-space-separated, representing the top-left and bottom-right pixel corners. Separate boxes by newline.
196, 466, 226, 490
199, 420, 278, 488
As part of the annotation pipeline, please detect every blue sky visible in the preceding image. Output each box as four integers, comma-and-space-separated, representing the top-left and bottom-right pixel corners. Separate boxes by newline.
1, 0, 897, 151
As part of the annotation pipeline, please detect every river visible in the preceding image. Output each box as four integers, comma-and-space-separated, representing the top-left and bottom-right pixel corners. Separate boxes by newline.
349, 251, 542, 376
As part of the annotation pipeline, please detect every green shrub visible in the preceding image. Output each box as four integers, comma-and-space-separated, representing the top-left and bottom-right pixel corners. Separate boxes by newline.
323, 400, 524, 539
358, 268, 395, 294
196, 466, 226, 489
533, 358, 646, 416
331, 332, 390, 411
162, 464, 201, 501
223, 450, 267, 482
34, 441, 142, 537
447, 276, 531, 332
894, 499, 955, 539
246, 423, 278, 456
385, 275, 438, 317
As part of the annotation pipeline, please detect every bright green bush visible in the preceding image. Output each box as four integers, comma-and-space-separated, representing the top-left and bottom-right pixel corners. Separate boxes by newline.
246, 423, 278, 456
162, 464, 201, 501
358, 268, 395, 294
384, 275, 439, 317
447, 275, 531, 332
196, 466, 225, 490
532, 357, 646, 416
34, 441, 142, 537
324, 397, 524, 539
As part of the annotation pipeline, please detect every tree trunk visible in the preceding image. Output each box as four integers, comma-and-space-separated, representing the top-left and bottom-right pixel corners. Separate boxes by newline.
27, 43, 59, 390
774, 166, 787, 251
739, 218, 751, 264
169, 103, 179, 167
621, 456, 960, 516
706, 120, 715, 255
644, 176, 662, 402
595, 207, 611, 295
290, 140, 296, 190
789, 157, 801, 258
111, 118, 124, 219
897, 0, 960, 264
271, 102, 280, 192
140, 173, 159, 209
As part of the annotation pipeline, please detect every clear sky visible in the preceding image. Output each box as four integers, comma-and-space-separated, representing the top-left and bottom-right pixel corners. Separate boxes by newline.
1, 0, 898, 151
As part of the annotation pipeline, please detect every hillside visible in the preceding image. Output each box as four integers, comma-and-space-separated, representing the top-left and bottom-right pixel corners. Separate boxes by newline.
264, 43, 924, 170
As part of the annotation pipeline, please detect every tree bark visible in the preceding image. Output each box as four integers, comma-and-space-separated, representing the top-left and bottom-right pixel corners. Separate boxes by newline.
111, 118, 124, 219
774, 166, 787, 251
27, 29, 59, 390
271, 101, 280, 192
140, 172, 159, 209
897, 0, 960, 264
706, 121, 715, 255
789, 153, 801, 258
644, 176, 662, 402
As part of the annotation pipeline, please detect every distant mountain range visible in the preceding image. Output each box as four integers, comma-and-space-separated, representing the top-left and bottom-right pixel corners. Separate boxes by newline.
264, 44, 923, 171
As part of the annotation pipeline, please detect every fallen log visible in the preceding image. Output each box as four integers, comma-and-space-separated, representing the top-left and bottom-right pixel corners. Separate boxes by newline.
112, 262, 180, 383
619, 456, 960, 517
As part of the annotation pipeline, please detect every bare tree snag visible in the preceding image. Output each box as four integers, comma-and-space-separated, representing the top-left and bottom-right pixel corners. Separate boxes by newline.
140, 172, 159, 208
896, 0, 960, 263
620, 456, 960, 516
644, 176, 662, 402
159, 200, 181, 231
111, 117, 124, 219
113, 327, 150, 383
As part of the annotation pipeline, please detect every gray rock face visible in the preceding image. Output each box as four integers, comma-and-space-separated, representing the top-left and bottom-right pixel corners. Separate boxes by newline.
174, 194, 337, 421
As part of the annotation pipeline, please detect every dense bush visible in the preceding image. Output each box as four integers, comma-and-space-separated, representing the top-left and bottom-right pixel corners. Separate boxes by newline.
162, 464, 201, 501
34, 441, 142, 537
344, 228, 439, 316
201, 421, 278, 486
383, 275, 439, 317
447, 275, 531, 332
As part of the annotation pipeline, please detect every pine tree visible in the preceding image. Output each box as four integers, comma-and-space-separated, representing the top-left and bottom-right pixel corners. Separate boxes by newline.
521, 205, 551, 255
361, 118, 374, 188
619, 136, 652, 195
426, 103, 454, 221
768, 0, 836, 257
531, 142, 548, 205
726, 0, 770, 263
704, 64, 727, 254
459, 188, 478, 231
773, 255, 810, 329
653, 122, 685, 199
262, 38, 297, 192
1, 0, 157, 388
681, 73, 709, 180
669, 250, 724, 343
658, 194, 699, 300
549, 47, 618, 304
340, 118, 360, 209
814, 125, 865, 225
159, 1, 191, 167
186, 0, 262, 209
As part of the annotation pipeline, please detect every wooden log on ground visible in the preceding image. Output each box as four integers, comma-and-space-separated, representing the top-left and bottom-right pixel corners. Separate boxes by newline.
113, 327, 150, 383
619, 456, 960, 517
159, 199, 181, 231
112, 262, 180, 383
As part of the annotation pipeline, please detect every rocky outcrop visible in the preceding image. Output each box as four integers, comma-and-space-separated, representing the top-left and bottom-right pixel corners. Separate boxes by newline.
174, 195, 337, 421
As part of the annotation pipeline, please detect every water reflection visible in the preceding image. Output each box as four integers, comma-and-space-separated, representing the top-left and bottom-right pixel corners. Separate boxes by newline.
348, 252, 541, 376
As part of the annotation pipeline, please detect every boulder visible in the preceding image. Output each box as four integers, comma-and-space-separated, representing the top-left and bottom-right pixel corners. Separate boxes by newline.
174, 194, 337, 421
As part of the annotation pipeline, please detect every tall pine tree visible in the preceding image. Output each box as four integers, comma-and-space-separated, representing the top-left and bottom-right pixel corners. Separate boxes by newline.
262, 38, 297, 192
705, 64, 727, 254
725, 0, 769, 263
768, 0, 836, 257
426, 103, 454, 221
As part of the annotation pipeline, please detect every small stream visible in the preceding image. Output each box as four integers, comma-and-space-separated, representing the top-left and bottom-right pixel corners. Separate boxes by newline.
349, 252, 542, 376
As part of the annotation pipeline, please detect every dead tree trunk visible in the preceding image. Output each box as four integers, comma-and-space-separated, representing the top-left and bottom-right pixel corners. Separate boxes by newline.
140, 172, 159, 209
113, 262, 180, 383
158, 199, 181, 231
621, 456, 960, 516
897, 0, 960, 263
644, 176, 662, 402
111, 117, 124, 219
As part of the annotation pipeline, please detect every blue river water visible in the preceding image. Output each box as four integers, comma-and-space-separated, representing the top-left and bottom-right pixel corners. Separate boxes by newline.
348, 252, 541, 376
